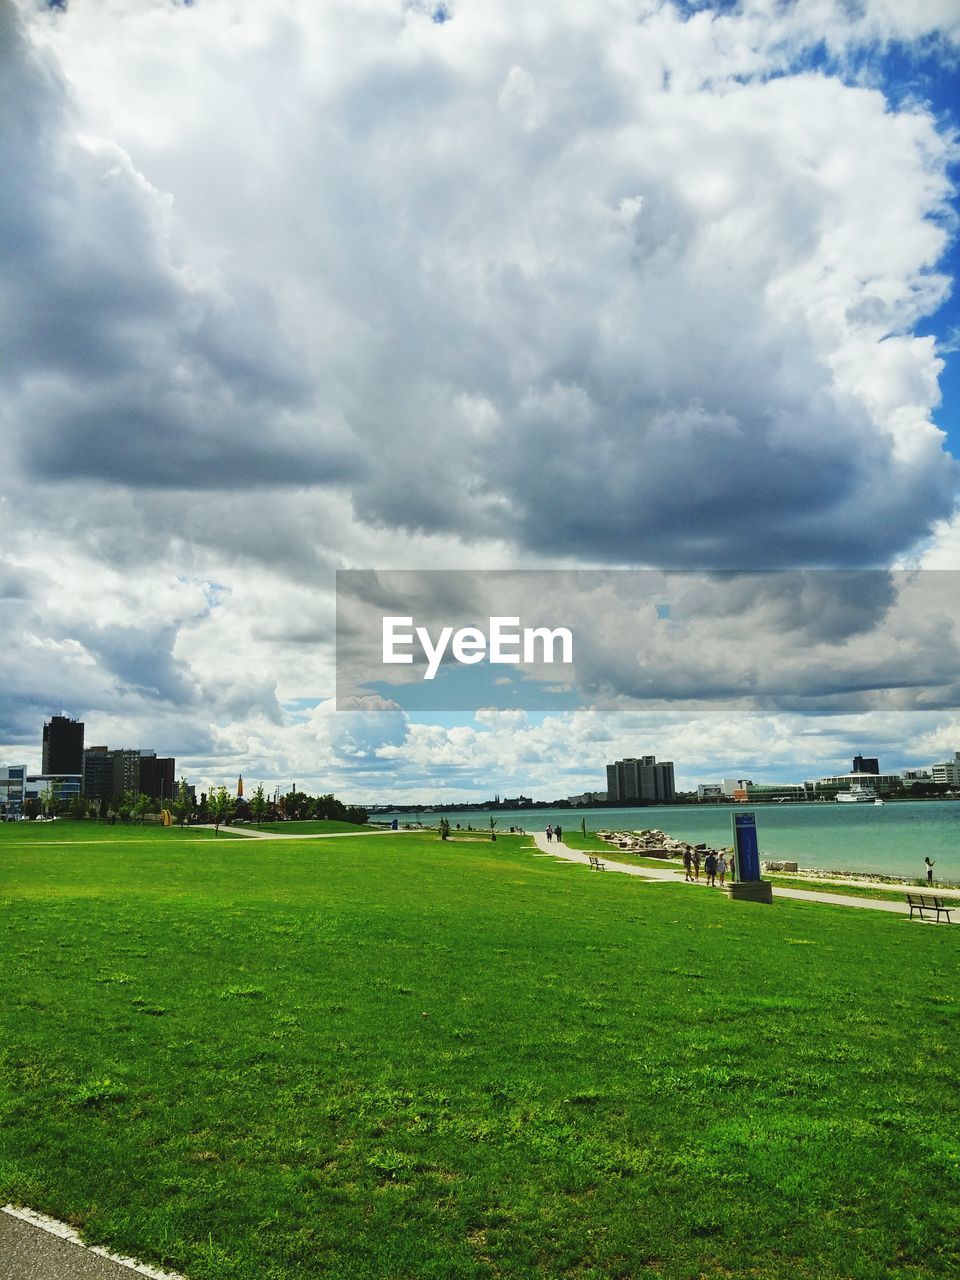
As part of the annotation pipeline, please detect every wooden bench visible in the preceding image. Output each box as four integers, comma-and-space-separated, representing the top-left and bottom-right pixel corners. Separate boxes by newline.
588, 855, 606, 872
906, 893, 953, 923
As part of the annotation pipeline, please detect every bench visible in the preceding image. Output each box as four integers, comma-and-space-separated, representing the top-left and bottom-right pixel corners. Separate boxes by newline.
906, 893, 953, 923
588, 855, 606, 872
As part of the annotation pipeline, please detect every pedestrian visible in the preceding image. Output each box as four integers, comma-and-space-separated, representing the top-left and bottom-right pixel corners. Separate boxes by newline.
728, 852, 735, 882
704, 850, 718, 886
925, 856, 935, 884
546, 824, 553, 843
717, 852, 727, 886
683, 849, 692, 882
554, 824, 562, 843
692, 849, 701, 882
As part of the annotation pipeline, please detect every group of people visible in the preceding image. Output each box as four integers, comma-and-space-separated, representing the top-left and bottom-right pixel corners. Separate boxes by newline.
545, 823, 563, 843
683, 847, 733, 887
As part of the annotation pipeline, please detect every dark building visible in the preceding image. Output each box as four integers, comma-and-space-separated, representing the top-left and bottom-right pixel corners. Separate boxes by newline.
83, 745, 176, 806
82, 746, 114, 805
606, 755, 675, 804
139, 753, 175, 803
42, 715, 84, 775
853, 754, 879, 775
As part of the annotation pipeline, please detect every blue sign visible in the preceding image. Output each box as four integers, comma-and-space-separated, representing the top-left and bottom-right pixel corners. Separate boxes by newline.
732, 812, 761, 881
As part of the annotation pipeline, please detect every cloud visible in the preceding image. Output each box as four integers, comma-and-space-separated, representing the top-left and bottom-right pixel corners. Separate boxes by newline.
1, 0, 959, 794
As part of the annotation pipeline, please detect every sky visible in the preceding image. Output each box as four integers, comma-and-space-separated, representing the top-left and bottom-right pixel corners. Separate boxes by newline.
2, 0, 960, 803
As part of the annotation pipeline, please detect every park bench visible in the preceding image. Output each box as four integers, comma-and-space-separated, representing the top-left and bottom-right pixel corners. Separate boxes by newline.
906, 893, 953, 923
588, 855, 606, 872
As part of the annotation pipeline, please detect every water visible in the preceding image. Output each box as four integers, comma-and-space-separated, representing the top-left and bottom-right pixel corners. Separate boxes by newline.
379, 800, 960, 881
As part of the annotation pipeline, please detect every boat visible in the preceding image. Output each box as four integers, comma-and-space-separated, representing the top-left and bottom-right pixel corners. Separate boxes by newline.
837, 783, 878, 803
874, 797, 885, 806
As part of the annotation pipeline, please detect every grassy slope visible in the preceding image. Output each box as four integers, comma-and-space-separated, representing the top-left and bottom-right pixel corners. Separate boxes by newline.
0, 828, 958, 1280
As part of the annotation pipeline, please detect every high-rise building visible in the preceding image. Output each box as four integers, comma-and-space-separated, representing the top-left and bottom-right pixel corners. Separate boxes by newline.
853, 754, 879, 775
605, 755, 675, 804
82, 747, 114, 804
41, 715, 84, 775
83, 746, 177, 804
112, 749, 142, 799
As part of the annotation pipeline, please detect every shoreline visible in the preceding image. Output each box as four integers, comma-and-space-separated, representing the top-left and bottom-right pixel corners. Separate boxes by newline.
592, 827, 960, 895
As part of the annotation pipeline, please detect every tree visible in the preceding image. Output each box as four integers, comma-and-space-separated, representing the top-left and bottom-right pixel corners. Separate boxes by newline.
208, 785, 235, 835
38, 785, 55, 819
249, 782, 269, 828
439, 817, 451, 840
171, 778, 192, 829
134, 792, 153, 824
116, 790, 136, 823
69, 792, 88, 821
489, 815, 498, 842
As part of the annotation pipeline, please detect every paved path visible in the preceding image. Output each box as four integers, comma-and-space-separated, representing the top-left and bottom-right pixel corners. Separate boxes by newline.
192, 824, 420, 839
532, 834, 954, 920
1, 1207, 183, 1280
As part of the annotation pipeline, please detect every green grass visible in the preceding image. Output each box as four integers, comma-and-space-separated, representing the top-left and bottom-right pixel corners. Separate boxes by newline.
1, 826, 959, 1279
1, 820, 246, 842
764, 875, 941, 901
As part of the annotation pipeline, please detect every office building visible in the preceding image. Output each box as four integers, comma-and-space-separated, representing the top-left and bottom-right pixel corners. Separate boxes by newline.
139, 752, 175, 802
852, 754, 879, 775
606, 755, 675, 804
83, 745, 176, 805
0, 764, 26, 817
930, 752, 960, 787
24, 774, 83, 809
41, 715, 84, 775
82, 747, 114, 805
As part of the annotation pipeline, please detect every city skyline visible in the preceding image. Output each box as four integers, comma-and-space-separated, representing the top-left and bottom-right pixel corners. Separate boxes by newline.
2, 2, 959, 800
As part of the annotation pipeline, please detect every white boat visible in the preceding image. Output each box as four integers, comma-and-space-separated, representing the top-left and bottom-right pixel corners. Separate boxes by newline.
837, 783, 878, 803
874, 797, 885, 806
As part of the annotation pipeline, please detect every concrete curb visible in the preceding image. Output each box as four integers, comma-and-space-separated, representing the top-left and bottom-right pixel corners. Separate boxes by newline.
1, 1207, 187, 1280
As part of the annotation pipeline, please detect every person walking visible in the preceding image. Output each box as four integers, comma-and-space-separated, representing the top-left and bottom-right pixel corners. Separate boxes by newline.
554, 824, 562, 844
717, 852, 727, 887
683, 849, 693, 882
546, 824, 553, 843
925, 856, 935, 884
704, 850, 718, 886
692, 849, 701, 882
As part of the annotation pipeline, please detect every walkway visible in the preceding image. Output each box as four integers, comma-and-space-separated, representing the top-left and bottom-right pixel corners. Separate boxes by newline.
532, 834, 954, 920
1, 1206, 184, 1280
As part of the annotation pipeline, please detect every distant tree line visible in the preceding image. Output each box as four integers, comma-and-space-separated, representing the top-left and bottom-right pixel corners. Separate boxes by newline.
22, 781, 368, 830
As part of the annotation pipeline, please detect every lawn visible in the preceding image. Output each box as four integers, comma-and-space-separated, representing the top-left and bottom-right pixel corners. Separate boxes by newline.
1, 825, 958, 1279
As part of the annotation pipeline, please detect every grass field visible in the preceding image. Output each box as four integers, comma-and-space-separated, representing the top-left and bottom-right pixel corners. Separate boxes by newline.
1, 823, 959, 1279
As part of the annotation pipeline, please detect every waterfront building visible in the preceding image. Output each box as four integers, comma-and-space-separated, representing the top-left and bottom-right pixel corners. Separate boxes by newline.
697, 784, 724, 801
41, 714, 84, 775
930, 752, 960, 787
852, 754, 879, 775
811, 771, 904, 798
606, 756, 675, 804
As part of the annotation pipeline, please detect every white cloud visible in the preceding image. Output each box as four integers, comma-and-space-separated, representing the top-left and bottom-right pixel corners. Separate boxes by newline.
2, 0, 959, 793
